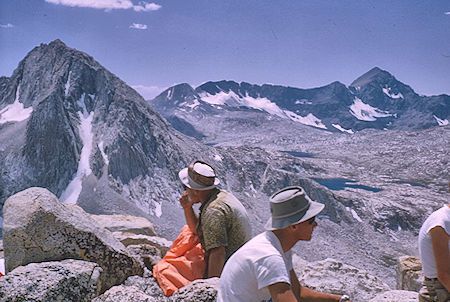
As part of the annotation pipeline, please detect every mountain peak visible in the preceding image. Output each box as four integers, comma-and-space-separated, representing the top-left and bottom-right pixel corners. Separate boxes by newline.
350, 67, 393, 88
48, 39, 67, 47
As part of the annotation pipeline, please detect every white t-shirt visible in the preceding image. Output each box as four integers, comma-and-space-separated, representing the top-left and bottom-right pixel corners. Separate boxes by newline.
418, 205, 450, 278
217, 231, 293, 302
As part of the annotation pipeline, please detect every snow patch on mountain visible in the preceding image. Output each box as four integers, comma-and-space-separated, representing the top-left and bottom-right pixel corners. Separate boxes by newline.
349, 97, 393, 121
60, 93, 94, 204
167, 88, 173, 100
346, 206, 363, 222
98, 141, 109, 165
181, 99, 200, 109
285, 111, 327, 129
295, 99, 312, 105
65, 71, 71, 96
0, 85, 33, 124
433, 115, 449, 126
200, 91, 326, 129
332, 124, 354, 134
382, 87, 403, 99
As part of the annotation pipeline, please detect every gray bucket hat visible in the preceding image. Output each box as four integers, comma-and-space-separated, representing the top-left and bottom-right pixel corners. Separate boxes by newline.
178, 160, 220, 191
265, 186, 325, 230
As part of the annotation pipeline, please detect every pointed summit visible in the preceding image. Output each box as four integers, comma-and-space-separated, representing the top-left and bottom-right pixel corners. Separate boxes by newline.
350, 67, 394, 88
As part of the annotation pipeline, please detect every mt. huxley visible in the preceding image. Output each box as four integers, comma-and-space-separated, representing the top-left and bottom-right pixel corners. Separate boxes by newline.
0, 39, 209, 236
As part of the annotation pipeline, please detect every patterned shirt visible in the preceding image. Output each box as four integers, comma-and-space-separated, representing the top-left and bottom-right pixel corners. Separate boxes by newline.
197, 189, 252, 262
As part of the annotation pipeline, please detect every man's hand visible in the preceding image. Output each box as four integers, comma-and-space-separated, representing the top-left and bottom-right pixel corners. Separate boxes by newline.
180, 191, 195, 209
180, 190, 199, 234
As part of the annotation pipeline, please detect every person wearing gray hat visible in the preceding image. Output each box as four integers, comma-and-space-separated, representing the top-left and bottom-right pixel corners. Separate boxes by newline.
217, 186, 352, 302
178, 160, 252, 278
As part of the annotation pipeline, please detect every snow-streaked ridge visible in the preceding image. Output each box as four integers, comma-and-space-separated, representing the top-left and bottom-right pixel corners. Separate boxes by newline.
0, 85, 33, 124
199, 91, 327, 129
60, 93, 95, 204
349, 97, 393, 121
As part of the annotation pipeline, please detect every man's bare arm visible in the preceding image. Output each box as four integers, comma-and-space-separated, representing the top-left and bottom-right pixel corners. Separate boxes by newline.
268, 282, 298, 302
430, 226, 450, 291
180, 191, 198, 234
207, 246, 225, 277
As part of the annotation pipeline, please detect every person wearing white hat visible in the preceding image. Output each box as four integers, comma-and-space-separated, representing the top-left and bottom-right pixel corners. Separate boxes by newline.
178, 160, 252, 278
217, 186, 352, 302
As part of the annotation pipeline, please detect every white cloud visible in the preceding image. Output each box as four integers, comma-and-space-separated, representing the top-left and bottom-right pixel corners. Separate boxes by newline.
45, 0, 161, 12
0, 23, 14, 28
130, 23, 147, 30
131, 85, 164, 99
445, 12, 450, 15
134, 1, 161, 11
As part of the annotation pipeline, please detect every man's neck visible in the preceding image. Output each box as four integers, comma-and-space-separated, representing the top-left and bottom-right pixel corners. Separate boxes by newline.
272, 229, 297, 252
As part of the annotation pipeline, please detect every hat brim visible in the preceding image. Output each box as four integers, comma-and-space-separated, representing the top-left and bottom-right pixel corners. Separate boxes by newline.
178, 168, 220, 191
264, 200, 325, 230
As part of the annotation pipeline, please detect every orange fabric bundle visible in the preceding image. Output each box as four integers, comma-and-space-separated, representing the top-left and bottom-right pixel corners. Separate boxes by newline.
153, 225, 206, 296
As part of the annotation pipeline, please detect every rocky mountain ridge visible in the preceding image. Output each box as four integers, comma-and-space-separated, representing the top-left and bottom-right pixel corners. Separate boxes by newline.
150, 67, 449, 138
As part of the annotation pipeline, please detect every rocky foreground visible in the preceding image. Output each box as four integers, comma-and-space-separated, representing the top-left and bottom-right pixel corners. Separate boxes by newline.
0, 187, 422, 302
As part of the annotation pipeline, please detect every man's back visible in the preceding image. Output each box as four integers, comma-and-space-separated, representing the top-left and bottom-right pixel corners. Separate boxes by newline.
198, 189, 252, 261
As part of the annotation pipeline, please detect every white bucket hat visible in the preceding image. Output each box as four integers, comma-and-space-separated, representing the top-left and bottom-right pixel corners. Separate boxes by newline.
265, 186, 325, 230
178, 160, 220, 191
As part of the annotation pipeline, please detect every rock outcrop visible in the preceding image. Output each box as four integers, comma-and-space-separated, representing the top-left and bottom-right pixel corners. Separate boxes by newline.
89, 214, 157, 236
168, 277, 219, 302
0, 259, 103, 302
293, 256, 391, 301
2, 187, 144, 292
112, 231, 172, 255
368, 290, 418, 301
91, 285, 157, 302
396, 255, 423, 292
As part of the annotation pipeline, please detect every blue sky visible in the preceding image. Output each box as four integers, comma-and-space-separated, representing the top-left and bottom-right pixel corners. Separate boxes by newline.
1, 0, 449, 99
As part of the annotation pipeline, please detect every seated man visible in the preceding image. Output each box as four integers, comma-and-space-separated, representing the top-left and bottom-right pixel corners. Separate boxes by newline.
418, 203, 450, 302
218, 186, 352, 302
178, 160, 252, 277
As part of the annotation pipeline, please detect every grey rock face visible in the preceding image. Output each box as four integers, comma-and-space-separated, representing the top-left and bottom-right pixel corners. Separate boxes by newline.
293, 256, 391, 302
126, 244, 162, 271
112, 232, 172, 256
91, 285, 157, 302
123, 275, 165, 300
2, 187, 143, 292
89, 214, 157, 236
0, 259, 103, 302
168, 277, 219, 302
368, 290, 418, 302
